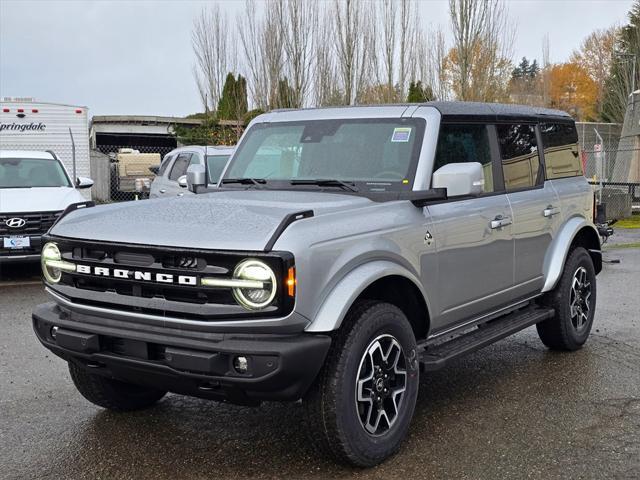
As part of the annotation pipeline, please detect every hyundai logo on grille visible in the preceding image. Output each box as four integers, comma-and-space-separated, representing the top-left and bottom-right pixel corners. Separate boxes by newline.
76, 264, 197, 285
5, 218, 26, 228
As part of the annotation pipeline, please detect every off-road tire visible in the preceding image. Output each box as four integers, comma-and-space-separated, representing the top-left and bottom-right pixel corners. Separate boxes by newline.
69, 362, 166, 411
537, 247, 597, 351
303, 301, 419, 467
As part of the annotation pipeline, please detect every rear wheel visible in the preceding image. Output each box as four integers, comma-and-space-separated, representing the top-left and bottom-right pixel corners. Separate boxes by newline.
303, 301, 419, 467
537, 247, 597, 351
69, 362, 166, 412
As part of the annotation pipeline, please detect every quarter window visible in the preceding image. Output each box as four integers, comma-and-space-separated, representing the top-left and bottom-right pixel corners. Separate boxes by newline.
433, 124, 494, 193
540, 122, 582, 179
497, 124, 541, 190
168, 153, 193, 181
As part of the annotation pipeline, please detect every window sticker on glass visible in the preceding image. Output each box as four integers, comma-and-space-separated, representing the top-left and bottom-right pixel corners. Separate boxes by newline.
391, 127, 412, 143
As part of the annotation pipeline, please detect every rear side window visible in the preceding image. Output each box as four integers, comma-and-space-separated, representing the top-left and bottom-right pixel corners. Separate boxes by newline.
168, 153, 192, 181
433, 124, 494, 192
540, 122, 582, 179
497, 124, 541, 191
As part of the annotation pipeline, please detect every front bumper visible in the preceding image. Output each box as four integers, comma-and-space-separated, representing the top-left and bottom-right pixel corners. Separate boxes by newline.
0, 235, 43, 263
33, 302, 331, 404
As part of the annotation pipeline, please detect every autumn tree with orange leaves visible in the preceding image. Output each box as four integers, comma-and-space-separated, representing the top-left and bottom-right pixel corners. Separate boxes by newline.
547, 62, 598, 121
570, 27, 618, 119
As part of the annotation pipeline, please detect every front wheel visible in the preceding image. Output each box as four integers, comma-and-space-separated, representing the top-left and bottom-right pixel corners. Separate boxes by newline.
303, 301, 419, 467
537, 247, 597, 351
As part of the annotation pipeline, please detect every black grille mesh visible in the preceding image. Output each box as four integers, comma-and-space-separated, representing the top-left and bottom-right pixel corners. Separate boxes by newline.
0, 211, 61, 236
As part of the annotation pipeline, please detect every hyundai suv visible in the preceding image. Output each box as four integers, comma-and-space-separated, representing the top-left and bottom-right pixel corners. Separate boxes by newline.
0, 150, 92, 263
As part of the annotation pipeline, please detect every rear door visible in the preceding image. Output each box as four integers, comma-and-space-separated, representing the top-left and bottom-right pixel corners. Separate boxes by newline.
496, 123, 560, 297
425, 123, 515, 331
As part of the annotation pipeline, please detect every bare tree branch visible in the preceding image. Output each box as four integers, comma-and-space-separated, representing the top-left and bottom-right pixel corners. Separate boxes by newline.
332, 0, 371, 105
192, 4, 234, 112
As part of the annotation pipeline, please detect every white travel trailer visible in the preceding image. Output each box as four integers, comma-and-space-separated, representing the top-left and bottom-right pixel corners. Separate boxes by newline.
0, 98, 91, 199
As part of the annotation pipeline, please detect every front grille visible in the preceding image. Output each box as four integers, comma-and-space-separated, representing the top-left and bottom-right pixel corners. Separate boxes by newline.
0, 211, 61, 236
48, 236, 294, 321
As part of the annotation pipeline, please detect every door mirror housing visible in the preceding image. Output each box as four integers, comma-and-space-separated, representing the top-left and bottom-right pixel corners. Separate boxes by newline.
177, 175, 188, 188
186, 164, 206, 193
432, 162, 485, 197
76, 176, 94, 189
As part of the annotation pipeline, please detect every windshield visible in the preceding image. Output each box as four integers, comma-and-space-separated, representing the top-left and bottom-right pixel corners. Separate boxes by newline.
206, 154, 231, 183
224, 118, 424, 192
0, 157, 71, 188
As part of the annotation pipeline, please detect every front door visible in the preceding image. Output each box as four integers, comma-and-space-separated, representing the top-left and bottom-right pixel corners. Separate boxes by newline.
423, 123, 514, 332
165, 152, 193, 196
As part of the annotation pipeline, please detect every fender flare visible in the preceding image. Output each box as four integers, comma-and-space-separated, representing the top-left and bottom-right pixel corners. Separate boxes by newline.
304, 260, 430, 333
541, 217, 600, 293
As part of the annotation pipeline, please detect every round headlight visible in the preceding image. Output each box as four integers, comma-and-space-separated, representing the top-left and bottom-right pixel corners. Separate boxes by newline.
232, 259, 277, 310
41, 242, 62, 284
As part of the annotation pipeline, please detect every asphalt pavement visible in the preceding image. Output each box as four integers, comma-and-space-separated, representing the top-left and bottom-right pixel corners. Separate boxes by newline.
1, 249, 639, 479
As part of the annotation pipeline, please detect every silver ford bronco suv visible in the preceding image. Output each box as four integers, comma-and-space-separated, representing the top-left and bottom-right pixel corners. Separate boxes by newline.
33, 102, 601, 467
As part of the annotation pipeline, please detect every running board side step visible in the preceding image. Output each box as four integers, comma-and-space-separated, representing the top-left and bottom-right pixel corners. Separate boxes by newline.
419, 306, 555, 371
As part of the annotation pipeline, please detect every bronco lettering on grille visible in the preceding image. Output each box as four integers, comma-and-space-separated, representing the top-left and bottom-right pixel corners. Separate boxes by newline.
75, 264, 197, 286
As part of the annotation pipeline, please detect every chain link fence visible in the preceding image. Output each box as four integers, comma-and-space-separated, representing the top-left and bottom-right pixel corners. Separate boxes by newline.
577, 123, 640, 222
91, 144, 175, 202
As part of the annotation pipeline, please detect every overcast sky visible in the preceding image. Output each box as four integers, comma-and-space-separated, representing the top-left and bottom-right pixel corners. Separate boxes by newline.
0, 0, 633, 117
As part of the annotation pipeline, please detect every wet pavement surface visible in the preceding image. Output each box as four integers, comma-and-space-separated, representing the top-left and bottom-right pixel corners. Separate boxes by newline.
1, 249, 639, 479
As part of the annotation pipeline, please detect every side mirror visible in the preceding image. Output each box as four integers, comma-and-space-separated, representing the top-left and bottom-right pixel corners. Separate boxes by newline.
76, 176, 94, 189
177, 175, 188, 188
149, 165, 160, 175
186, 164, 206, 193
432, 162, 484, 197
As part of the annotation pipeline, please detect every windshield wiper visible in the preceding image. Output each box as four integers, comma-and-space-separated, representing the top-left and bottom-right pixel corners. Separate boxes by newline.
220, 178, 267, 186
290, 179, 358, 192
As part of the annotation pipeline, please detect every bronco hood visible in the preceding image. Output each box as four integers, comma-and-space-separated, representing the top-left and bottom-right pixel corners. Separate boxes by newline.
49, 189, 372, 251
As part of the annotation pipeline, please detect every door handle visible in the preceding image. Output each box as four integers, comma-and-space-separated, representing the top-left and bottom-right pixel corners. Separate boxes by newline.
543, 206, 560, 217
490, 215, 512, 229
159, 189, 166, 194
177, 193, 184, 197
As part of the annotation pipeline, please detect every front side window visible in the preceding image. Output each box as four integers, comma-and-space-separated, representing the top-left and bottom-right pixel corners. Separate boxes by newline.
225, 118, 425, 192
158, 154, 174, 176
433, 124, 494, 193
497, 124, 541, 190
206, 154, 231, 183
168, 153, 192, 181
0, 157, 71, 188
540, 122, 582, 179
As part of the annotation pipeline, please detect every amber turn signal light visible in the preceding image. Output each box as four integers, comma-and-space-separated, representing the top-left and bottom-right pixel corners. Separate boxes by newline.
286, 267, 296, 297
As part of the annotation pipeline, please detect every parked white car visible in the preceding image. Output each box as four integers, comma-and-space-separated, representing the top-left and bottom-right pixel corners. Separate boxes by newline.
0, 150, 93, 263
149, 145, 234, 198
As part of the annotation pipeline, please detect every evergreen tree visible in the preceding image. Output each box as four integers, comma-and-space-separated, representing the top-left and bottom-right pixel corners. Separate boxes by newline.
217, 73, 248, 120
512, 57, 535, 80
275, 78, 295, 109
407, 81, 434, 102
602, 0, 640, 122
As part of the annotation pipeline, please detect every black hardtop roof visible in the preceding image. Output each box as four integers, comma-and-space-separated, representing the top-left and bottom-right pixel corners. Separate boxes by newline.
424, 101, 573, 123
270, 101, 573, 123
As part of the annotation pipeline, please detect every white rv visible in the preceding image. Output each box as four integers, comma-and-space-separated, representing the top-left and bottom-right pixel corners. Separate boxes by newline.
0, 98, 91, 199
